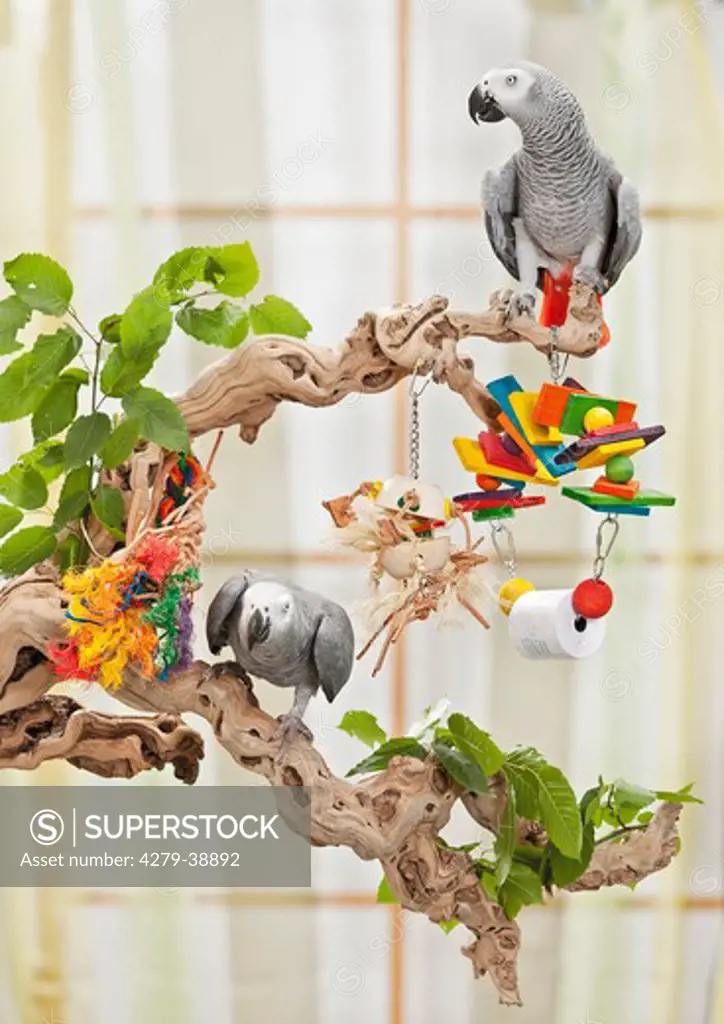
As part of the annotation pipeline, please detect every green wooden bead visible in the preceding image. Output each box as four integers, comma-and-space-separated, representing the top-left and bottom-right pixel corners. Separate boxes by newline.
605, 455, 634, 483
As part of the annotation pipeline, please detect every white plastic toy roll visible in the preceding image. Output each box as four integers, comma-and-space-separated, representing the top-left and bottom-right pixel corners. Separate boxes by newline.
508, 588, 606, 660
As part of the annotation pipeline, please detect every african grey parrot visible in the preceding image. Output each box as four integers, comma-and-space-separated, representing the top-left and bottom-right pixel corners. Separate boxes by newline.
206, 571, 355, 748
468, 61, 642, 324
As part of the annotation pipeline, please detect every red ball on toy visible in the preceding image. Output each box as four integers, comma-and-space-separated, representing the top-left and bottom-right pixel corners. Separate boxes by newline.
572, 578, 614, 619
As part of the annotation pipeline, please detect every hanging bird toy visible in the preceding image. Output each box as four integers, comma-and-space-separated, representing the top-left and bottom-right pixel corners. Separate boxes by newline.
323, 369, 490, 676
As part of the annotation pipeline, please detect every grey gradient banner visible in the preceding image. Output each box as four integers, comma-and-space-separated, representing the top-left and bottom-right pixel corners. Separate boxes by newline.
0, 786, 311, 887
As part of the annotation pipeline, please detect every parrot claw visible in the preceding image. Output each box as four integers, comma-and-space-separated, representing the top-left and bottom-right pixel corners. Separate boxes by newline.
274, 714, 314, 759
572, 265, 606, 294
500, 290, 537, 319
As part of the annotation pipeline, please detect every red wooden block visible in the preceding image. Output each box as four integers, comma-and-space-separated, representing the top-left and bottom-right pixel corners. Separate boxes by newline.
592, 476, 641, 500
589, 421, 640, 439
478, 431, 536, 476
455, 494, 546, 511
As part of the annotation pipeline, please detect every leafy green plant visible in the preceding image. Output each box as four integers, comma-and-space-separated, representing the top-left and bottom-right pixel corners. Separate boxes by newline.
339, 707, 700, 923
0, 244, 310, 577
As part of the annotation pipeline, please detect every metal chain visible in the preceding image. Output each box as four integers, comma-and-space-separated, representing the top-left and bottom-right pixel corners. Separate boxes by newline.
491, 521, 518, 579
408, 368, 431, 480
547, 325, 570, 385
592, 513, 620, 580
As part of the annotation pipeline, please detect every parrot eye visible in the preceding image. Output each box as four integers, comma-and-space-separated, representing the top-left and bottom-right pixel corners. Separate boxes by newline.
505, 74, 517, 86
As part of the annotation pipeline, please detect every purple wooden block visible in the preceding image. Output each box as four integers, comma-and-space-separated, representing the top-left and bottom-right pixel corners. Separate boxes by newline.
553, 424, 666, 465
500, 433, 523, 456
453, 489, 523, 504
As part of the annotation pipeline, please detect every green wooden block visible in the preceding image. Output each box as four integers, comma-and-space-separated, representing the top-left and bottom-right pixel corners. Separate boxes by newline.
562, 486, 676, 509
559, 394, 621, 436
472, 505, 515, 522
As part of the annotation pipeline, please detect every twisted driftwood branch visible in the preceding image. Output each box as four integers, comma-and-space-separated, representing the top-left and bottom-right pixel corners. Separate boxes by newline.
176, 288, 603, 442
0, 693, 204, 783
0, 290, 671, 1008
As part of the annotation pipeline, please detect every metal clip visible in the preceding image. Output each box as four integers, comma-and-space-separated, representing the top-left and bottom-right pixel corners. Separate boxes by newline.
592, 513, 620, 580
491, 521, 518, 579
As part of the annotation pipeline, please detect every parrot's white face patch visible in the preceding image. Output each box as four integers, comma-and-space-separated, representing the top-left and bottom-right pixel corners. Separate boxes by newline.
480, 66, 537, 120
241, 581, 295, 648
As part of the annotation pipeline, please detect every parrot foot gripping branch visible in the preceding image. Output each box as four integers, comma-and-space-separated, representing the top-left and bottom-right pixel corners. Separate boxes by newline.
0, 58, 695, 1012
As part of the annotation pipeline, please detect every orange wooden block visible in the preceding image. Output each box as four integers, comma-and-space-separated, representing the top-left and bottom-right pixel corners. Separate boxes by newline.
592, 476, 641, 500
533, 383, 580, 428
614, 400, 637, 425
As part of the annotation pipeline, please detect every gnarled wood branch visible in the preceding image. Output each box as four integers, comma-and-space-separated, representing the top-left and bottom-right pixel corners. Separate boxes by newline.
0, 694, 204, 783
0, 288, 674, 1009
176, 288, 603, 443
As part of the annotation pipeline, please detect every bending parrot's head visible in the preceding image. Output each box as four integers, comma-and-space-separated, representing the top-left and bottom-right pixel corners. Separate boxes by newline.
242, 580, 297, 653
468, 62, 580, 129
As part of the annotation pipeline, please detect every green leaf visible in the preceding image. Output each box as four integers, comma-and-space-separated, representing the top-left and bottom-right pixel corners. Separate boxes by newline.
31, 370, 87, 442
63, 413, 112, 469
176, 302, 250, 348
505, 749, 582, 858
0, 525, 57, 576
0, 465, 48, 510
637, 810, 654, 825
549, 822, 595, 887
376, 875, 399, 904
22, 441, 66, 483
98, 314, 122, 344
580, 779, 608, 826
346, 737, 428, 777
480, 870, 499, 902
56, 534, 81, 573
439, 919, 459, 934
495, 777, 517, 886
498, 862, 544, 920
447, 714, 505, 776
654, 785, 703, 805
0, 504, 23, 538
91, 485, 125, 540
207, 242, 260, 297
432, 740, 489, 795
250, 295, 312, 338
502, 760, 540, 820
54, 466, 91, 529
120, 286, 172, 362
0, 326, 82, 422
612, 779, 656, 812
3, 253, 73, 316
153, 247, 211, 299
0, 295, 32, 354
337, 710, 387, 749
122, 386, 189, 452
100, 417, 141, 470
100, 346, 157, 397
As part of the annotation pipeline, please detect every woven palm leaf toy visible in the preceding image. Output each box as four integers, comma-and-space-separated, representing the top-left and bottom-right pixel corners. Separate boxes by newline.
48, 446, 216, 689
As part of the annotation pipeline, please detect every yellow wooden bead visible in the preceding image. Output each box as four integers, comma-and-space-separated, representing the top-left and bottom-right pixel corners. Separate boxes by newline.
583, 406, 615, 433
498, 577, 535, 616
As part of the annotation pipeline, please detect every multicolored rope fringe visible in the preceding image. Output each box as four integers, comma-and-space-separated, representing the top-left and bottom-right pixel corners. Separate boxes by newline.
48, 536, 200, 690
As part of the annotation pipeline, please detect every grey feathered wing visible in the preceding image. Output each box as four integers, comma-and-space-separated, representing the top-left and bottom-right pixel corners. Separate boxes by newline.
312, 602, 355, 702
601, 172, 642, 290
206, 572, 257, 654
482, 156, 521, 281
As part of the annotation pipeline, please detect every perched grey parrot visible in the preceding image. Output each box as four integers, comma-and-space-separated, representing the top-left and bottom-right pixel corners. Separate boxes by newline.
468, 61, 642, 324
206, 571, 355, 747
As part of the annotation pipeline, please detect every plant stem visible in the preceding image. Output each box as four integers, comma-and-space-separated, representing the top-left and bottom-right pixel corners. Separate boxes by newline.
594, 823, 648, 847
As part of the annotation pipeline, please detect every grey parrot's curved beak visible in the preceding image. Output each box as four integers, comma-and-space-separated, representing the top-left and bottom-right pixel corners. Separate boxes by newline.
247, 609, 271, 650
468, 85, 506, 124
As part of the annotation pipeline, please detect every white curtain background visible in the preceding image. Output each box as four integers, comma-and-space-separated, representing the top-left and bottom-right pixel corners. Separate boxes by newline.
0, 1, 722, 1022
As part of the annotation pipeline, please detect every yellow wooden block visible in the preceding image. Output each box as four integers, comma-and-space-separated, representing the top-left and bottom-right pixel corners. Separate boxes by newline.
452, 437, 532, 483
577, 437, 645, 470
452, 437, 558, 487
509, 392, 563, 447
